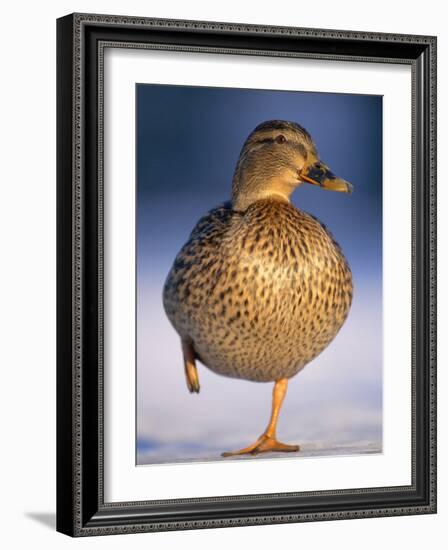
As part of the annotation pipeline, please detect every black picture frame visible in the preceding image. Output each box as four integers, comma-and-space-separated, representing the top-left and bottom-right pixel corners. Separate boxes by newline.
57, 13, 437, 537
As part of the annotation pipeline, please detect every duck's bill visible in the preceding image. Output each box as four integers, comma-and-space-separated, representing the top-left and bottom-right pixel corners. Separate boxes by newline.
300, 162, 353, 194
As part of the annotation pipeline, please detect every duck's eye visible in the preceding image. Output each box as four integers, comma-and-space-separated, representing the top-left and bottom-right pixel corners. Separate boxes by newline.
275, 134, 287, 144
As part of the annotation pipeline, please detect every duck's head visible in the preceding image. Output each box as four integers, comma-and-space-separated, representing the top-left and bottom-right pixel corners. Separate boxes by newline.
231, 120, 353, 211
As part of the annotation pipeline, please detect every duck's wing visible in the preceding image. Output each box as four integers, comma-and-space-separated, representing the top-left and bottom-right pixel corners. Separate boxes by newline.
163, 201, 236, 322
187, 201, 235, 241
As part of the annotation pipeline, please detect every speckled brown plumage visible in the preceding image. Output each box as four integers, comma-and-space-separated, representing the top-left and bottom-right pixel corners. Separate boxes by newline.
163, 198, 352, 382
162, 120, 354, 456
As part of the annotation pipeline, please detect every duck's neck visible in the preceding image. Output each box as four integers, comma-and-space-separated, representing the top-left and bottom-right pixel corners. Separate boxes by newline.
231, 169, 293, 212
232, 188, 290, 211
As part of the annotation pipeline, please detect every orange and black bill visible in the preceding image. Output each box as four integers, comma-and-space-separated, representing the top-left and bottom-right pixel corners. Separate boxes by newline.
300, 162, 353, 194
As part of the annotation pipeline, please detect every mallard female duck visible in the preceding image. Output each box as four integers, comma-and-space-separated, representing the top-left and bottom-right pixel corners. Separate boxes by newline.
163, 120, 353, 456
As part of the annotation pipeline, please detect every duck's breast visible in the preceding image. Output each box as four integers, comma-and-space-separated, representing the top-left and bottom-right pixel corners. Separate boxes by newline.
163, 199, 352, 382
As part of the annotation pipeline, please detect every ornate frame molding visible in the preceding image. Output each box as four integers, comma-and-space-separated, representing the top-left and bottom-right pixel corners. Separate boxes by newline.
57, 13, 437, 537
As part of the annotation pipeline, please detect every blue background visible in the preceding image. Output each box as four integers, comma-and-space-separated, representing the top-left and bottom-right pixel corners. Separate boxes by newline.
136, 84, 383, 464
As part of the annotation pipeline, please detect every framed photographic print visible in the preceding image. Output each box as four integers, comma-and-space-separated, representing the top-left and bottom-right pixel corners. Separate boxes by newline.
56, 13, 437, 536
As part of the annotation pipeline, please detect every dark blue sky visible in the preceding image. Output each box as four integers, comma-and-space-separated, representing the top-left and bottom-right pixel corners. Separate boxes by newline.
136, 84, 382, 287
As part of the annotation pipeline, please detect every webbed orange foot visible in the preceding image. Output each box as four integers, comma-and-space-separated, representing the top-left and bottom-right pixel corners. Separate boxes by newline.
221, 378, 299, 457
222, 435, 299, 457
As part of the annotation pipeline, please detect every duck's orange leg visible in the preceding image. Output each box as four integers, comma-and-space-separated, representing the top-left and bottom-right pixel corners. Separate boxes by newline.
182, 339, 200, 393
222, 378, 299, 457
